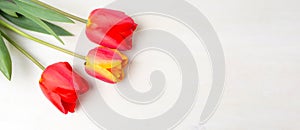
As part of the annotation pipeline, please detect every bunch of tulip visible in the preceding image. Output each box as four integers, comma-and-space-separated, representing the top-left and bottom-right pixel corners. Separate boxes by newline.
85, 8, 137, 84
0, 0, 137, 114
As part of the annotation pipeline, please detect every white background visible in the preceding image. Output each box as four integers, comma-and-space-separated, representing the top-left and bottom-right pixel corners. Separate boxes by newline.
0, 0, 300, 129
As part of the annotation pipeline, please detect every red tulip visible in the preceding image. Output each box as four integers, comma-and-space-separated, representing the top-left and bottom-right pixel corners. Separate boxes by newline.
86, 8, 138, 51
85, 47, 128, 84
39, 62, 89, 114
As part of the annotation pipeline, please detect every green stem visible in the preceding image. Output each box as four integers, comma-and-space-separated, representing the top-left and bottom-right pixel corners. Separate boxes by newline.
30, 0, 88, 23
0, 30, 45, 70
0, 20, 86, 60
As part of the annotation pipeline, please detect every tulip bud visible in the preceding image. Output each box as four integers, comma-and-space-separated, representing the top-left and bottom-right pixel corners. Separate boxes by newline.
85, 47, 128, 84
86, 8, 138, 51
39, 62, 89, 114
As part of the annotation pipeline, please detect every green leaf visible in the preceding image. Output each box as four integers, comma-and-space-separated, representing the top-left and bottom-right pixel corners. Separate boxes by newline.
1, 9, 18, 17
0, 33, 12, 80
0, 1, 64, 44
13, 0, 74, 23
0, 12, 73, 36
0, 1, 20, 11
0, 1, 65, 44
19, 9, 65, 44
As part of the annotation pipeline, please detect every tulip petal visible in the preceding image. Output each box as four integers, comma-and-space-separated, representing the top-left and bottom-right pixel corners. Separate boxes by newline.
87, 47, 124, 68
61, 101, 76, 113
85, 47, 128, 83
87, 47, 122, 61
72, 72, 89, 94
40, 63, 73, 92
85, 63, 119, 84
86, 8, 137, 50
39, 62, 89, 114
40, 83, 68, 114
114, 50, 128, 68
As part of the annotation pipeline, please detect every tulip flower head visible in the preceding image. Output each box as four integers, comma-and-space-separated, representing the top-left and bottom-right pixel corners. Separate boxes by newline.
39, 62, 89, 114
85, 47, 128, 84
86, 8, 138, 51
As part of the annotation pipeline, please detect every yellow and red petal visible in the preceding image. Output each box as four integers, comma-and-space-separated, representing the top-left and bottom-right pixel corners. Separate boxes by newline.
85, 64, 118, 84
